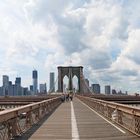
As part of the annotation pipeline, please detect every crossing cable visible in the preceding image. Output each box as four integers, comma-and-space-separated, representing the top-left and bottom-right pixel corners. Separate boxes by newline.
80, 72, 93, 94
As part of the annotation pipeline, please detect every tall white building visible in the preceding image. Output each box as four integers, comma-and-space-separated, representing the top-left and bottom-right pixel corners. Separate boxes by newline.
32, 70, 38, 94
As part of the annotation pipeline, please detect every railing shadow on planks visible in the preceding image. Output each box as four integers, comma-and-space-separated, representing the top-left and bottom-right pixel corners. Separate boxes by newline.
77, 95, 140, 137
0, 96, 62, 140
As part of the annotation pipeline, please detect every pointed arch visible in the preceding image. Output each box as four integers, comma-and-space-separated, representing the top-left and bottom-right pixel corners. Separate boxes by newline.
63, 75, 69, 93
72, 75, 79, 93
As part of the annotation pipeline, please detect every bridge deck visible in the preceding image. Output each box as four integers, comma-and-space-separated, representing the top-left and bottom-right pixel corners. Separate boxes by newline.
27, 97, 139, 140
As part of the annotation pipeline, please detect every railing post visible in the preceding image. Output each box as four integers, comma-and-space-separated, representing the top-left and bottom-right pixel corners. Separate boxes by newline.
25, 111, 33, 130
7, 117, 21, 139
104, 104, 108, 117
134, 115, 140, 135
100, 104, 104, 115
117, 110, 123, 125
107, 107, 112, 118
34, 108, 40, 122
41, 105, 45, 116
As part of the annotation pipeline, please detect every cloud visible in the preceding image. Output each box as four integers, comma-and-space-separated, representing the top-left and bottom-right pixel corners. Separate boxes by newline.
0, 0, 140, 93
121, 69, 138, 77
124, 29, 140, 65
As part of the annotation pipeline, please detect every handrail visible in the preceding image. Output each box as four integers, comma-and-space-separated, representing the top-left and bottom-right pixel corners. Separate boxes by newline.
84, 96, 140, 116
0, 97, 60, 121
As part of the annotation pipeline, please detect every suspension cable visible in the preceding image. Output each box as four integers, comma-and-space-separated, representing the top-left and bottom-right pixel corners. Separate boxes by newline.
80, 72, 93, 94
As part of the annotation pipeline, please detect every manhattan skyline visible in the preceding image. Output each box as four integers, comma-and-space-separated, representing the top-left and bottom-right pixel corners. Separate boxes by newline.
0, 0, 140, 93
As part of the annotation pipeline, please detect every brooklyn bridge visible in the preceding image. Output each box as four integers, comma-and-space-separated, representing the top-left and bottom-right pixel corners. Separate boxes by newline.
0, 66, 140, 140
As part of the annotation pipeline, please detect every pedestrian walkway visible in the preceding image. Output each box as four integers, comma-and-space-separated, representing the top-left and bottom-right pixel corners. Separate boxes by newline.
28, 97, 139, 140
29, 101, 71, 140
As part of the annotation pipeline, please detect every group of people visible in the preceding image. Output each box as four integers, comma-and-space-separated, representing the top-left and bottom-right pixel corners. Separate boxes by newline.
66, 93, 73, 101
61, 93, 73, 102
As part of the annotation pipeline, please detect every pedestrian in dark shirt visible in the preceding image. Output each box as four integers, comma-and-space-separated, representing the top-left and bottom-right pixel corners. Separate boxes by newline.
61, 94, 65, 102
66, 93, 69, 101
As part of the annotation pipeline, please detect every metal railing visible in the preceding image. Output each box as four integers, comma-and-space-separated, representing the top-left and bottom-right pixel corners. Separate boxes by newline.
77, 95, 140, 136
0, 96, 62, 140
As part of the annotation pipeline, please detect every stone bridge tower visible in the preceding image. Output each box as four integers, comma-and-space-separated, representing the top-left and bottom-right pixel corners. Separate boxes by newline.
57, 66, 83, 93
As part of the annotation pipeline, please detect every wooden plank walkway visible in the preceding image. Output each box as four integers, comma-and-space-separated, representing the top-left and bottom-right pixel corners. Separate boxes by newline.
27, 97, 139, 140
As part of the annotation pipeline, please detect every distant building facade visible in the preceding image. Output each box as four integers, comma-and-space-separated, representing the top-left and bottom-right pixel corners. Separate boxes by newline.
0, 75, 30, 96
15, 77, 21, 86
40, 83, 47, 93
105, 85, 111, 94
32, 70, 38, 94
8, 81, 13, 96
112, 89, 117, 94
91, 84, 100, 94
15, 77, 22, 96
29, 85, 33, 95
3, 75, 9, 96
50, 72, 55, 92
23, 87, 28, 96
0, 87, 2, 96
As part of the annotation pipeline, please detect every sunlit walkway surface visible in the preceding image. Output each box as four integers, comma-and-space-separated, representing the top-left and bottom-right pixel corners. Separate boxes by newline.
26, 97, 139, 140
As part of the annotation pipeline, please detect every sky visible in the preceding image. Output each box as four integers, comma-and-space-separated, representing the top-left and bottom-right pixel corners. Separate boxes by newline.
0, 0, 140, 94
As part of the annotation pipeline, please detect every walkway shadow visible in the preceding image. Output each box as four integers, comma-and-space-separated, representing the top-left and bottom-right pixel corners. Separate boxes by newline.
14, 105, 61, 140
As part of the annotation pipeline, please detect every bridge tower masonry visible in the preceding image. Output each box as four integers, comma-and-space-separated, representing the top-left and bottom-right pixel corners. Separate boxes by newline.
57, 66, 83, 93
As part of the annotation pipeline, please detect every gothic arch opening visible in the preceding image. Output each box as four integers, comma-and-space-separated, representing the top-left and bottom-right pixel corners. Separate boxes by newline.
73, 75, 79, 93
63, 75, 69, 93
58, 66, 83, 93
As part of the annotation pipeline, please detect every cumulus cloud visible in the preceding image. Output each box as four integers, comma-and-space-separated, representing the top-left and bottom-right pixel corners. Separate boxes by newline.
0, 0, 140, 93
124, 30, 140, 65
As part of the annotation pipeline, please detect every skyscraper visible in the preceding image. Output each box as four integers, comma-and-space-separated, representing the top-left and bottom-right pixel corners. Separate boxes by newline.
105, 85, 111, 94
29, 85, 33, 95
50, 72, 55, 92
32, 70, 38, 94
3, 75, 9, 87
15, 77, 22, 96
3, 75, 9, 96
15, 77, 21, 86
91, 84, 100, 94
40, 83, 47, 93
8, 81, 13, 96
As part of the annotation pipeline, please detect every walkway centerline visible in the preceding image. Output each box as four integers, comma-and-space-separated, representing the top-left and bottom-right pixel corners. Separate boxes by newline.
71, 101, 80, 140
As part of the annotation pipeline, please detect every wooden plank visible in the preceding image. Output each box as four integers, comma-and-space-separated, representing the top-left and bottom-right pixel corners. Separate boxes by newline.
74, 98, 139, 139
26, 97, 140, 140
29, 102, 71, 140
